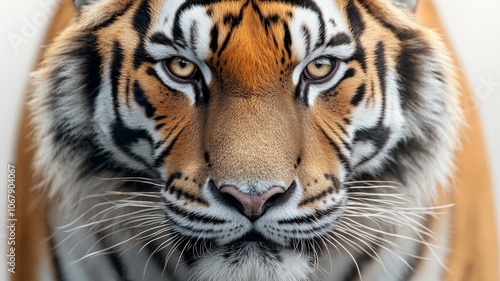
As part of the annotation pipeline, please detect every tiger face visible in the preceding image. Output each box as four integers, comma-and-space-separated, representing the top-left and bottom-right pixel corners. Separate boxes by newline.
32, 0, 461, 280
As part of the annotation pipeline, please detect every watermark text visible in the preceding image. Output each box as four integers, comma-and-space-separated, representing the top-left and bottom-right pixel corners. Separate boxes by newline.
7, 164, 17, 274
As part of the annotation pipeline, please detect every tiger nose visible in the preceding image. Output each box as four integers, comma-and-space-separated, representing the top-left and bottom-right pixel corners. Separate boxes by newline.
219, 185, 286, 222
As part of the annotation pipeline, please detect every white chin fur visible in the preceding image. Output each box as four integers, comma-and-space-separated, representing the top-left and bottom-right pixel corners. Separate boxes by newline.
187, 244, 312, 281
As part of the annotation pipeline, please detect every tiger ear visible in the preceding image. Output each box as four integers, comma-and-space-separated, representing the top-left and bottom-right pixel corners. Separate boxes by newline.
73, 0, 97, 11
391, 0, 419, 12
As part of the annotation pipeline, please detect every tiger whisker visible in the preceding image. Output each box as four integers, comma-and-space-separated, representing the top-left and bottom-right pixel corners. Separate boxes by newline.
333, 230, 386, 271
175, 238, 193, 273
56, 196, 161, 231
348, 196, 407, 206
143, 233, 182, 277
62, 206, 160, 233
96, 176, 164, 187
162, 235, 187, 275
322, 232, 363, 281
335, 225, 414, 270
341, 217, 447, 252
343, 180, 403, 186
83, 222, 170, 257
67, 217, 164, 256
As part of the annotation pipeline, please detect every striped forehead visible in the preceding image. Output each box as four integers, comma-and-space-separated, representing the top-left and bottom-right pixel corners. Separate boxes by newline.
145, 0, 354, 83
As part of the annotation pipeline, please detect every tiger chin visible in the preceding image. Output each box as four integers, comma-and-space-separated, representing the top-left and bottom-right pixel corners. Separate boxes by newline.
30, 0, 462, 280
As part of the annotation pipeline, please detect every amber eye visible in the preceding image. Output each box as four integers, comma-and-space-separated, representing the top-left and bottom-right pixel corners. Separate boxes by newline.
304, 57, 336, 80
164, 56, 197, 80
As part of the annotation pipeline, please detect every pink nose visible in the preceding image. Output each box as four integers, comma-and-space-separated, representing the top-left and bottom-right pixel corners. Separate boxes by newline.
219, 185, 285, 218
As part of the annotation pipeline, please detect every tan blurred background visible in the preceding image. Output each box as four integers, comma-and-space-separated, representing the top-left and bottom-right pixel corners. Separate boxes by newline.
1, 0, 499, 280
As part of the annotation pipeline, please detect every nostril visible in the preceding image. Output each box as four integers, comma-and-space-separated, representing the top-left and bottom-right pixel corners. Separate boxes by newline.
219, 191, 246, 216
263, 193, 283, 211
208, 181, 297, 222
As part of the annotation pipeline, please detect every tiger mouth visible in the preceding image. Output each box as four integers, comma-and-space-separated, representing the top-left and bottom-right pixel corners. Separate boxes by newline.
238, 230, 268, 243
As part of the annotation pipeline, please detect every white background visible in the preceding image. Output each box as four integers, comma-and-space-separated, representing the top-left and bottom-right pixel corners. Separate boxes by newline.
1, 0, 499, 280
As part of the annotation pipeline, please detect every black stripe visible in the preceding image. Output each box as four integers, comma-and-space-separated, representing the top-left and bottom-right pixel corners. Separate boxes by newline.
322, 68, 356, 100
154, 126, 186, 167
217, 1, 250, 57
173, 0, 226, 45
299, 188, 337, 207
356, 0, 410, 41
209, 25, 219, 53
146, 67, 181, 95
260, 0, 325, 46
132, 0, 154, 69
165, 203, 221, 223
282, 20, 293, 58
155, 123, 166, 130
375, 42, 387, 123
110, 42, 155, 167
165, 172, 183, 192
133, 41, 156, 69
320, 127, 352, 172
95, 231, 130, 281
51, 39, 156, 178
195, 74, 211, 105
354, 126, 391, 150
190, 22, 199, 52
336, 122, 349, 136
351, 42, 367, 71
325, 122, 352, 151
295, 76, 309, 105
159, 117, 186, 146
111, 121, 155, 168
133, 81, 156, 118
341, 248, 377, 281
64, 34, 102, 112
155, 115, 167, 121
327, 32, 352, 47
395, 31, 433, 111
351, 83, 366, 106
301, 25, 312, 56
341, 68, 356, 81
133, 0, 151, 35
152, 116, 186, 151
250, 1, 280, 34
346, 0, 365, 37
110, 42, 123, 97
89, 1, 134, 31
150, 32, 176, 47
279, 205, 340, 224
346, 0, 367, 70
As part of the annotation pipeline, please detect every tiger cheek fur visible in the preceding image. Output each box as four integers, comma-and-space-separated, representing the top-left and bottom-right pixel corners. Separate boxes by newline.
31, 0, 462, 280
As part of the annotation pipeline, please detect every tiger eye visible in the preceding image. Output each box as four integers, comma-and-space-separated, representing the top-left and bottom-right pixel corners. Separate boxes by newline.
165, 56, 197, 79
305, 57, 335, 80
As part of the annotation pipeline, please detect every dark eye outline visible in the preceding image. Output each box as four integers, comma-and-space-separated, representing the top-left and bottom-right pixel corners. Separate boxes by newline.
162, 56, 199, 81
302, 56, 339, 82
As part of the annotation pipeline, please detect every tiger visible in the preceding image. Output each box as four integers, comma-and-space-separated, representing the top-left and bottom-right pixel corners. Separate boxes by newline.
26, 0, 465, 280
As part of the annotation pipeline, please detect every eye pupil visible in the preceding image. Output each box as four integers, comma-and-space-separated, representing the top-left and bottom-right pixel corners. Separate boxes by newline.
164, 56, 197, 80
304, 57, 336, 80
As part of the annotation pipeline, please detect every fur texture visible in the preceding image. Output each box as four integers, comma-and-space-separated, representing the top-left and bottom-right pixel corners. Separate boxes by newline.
30, 0, 462, 280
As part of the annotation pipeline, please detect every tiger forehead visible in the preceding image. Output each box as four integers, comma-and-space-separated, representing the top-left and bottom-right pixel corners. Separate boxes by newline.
146, 0, 354, 71
207, 2, 298, 87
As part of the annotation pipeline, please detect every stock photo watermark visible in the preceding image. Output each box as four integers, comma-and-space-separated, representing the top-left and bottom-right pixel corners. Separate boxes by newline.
7, 0, 60, 53
475, 75, 500, 102
6, 164, 17, 274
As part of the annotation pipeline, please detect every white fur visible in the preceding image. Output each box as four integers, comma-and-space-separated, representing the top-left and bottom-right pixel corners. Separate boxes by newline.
31, 1, 461, 281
